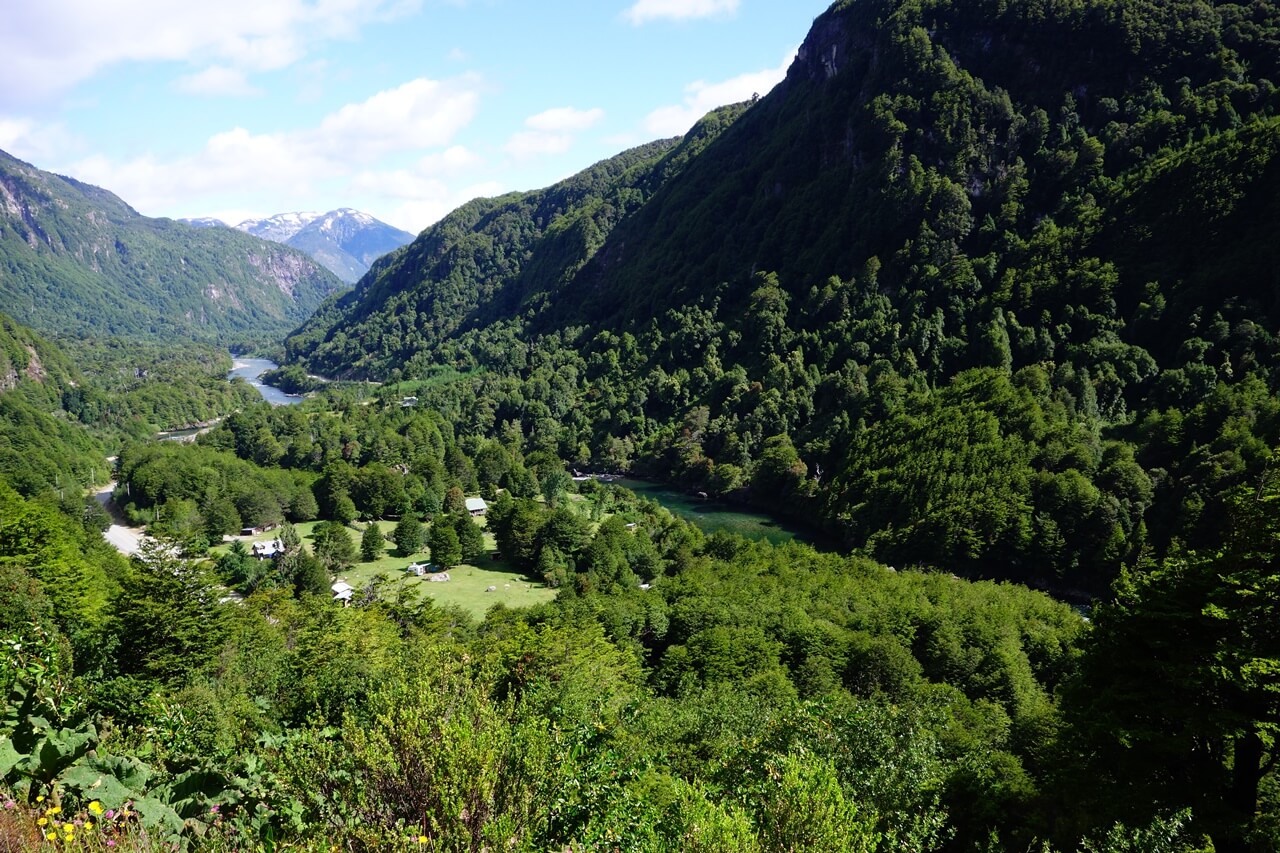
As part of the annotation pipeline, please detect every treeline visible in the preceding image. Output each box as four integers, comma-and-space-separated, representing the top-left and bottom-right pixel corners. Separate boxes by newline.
6, 455, 1279, 850
0, 309, 1275, 847
60, 338, 263, 437
256, 363, 323, 394
111, 394, 567, 553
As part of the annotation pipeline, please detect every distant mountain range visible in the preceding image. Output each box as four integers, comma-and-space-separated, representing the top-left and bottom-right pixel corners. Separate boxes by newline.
184, 209, 415, 284
0, 148, 345, 343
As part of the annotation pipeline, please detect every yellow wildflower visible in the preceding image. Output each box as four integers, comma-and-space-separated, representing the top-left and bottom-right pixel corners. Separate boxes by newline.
46, 805, 61, 814
38, 817, 47, 826
89, 800, 104, 816
36, 795, 45, 803
86, 821, 94, 830
418, 835, 429, 844
45, 831, 56, 840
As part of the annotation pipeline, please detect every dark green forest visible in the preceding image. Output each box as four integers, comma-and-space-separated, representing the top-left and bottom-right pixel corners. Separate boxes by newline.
287, 0, 1280, 598
7, 354, 1274, 851
5, 0, 1280, 849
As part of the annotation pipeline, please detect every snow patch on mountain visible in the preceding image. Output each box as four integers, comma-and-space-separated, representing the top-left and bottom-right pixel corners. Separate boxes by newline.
236, 211, 322, 243
179, 216, 228, 229
220, 208, 415, 283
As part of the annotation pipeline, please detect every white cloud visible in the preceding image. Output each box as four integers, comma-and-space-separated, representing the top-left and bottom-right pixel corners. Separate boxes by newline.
68, 132, 328, 214
643, 50, 793, 136
624, 0, 739, 25
345, 148, 499, 231
0, 0, 420, 107
0, 118, 36, 153
0, 116, 79, 165
385, 179, 503, 234
58, 75, 482, 233
504, 131, 572, 160
525, 107, 604, 133
348, 144, 486, 200
316, 76, 479, 160
502, 106, 603, 161
416, 145, 484, 173
173, 66, 262, 97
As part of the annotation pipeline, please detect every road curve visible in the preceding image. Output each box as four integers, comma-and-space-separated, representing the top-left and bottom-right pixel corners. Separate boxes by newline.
94, 481, 147, 556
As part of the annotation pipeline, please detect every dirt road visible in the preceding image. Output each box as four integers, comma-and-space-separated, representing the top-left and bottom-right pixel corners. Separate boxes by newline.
94, 482, 147, 556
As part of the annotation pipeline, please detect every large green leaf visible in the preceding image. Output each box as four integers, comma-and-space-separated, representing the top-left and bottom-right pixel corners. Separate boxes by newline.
0, 736, 21, 777
131, 793, 187, 838
59, 762, 145, 806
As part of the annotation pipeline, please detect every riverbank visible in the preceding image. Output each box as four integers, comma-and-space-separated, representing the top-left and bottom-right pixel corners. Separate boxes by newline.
611, 477, 827, 547
156, 416, 224, 442
228, 356, 305, 406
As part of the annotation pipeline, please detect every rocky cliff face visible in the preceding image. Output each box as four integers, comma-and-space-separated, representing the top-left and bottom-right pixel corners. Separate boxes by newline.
0, 345, 44, 392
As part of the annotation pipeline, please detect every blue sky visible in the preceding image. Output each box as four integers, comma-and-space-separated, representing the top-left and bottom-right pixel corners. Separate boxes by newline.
0, 0, 829, 234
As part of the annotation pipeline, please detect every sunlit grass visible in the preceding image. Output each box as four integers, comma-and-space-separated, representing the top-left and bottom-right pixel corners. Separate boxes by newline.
209, 520, 556, 618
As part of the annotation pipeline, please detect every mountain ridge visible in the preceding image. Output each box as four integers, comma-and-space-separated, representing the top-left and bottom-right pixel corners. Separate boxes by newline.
0, 148, 345, 343
235, 208, 415, 283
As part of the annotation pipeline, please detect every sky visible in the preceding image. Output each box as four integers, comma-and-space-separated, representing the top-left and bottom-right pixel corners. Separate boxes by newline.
0, 0, 830, 235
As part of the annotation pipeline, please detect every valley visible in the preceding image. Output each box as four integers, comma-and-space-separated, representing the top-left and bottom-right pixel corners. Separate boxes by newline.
2, 0, 1280, 851
226, 356, 303, 406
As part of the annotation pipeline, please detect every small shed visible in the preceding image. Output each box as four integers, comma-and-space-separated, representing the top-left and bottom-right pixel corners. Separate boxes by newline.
465, 497, 488, 517
331, 580, 354, 603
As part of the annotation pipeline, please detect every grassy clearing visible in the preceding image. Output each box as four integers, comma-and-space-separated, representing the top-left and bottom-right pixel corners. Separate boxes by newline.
212, 519, 557, 619
336, 552, 556, 619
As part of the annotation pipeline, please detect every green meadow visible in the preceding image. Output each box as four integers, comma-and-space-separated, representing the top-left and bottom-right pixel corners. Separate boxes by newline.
215, 519, 557, 619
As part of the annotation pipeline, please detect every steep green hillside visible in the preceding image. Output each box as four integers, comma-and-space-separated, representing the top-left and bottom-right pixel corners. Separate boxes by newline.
0, 313, 105, 497
0, 149, 345, 341
285, 109, 745, 377
562, 0, 1280, 329
0, 310, 79, 395
0, 312, 265, 498
285, 0, 1280, 592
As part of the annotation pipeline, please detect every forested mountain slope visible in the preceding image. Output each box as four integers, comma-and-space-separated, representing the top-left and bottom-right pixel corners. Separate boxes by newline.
0, 311, 264, 499
286, 0, 1280, 593
285, 110, 744, 376
0, 313, 106, 497
0, 149, 345, 341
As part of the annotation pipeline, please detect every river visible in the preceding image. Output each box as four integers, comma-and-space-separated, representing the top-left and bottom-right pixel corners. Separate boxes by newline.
613, 477, 821, 546
228, 356, 304, 406
224, 359, 802, 542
